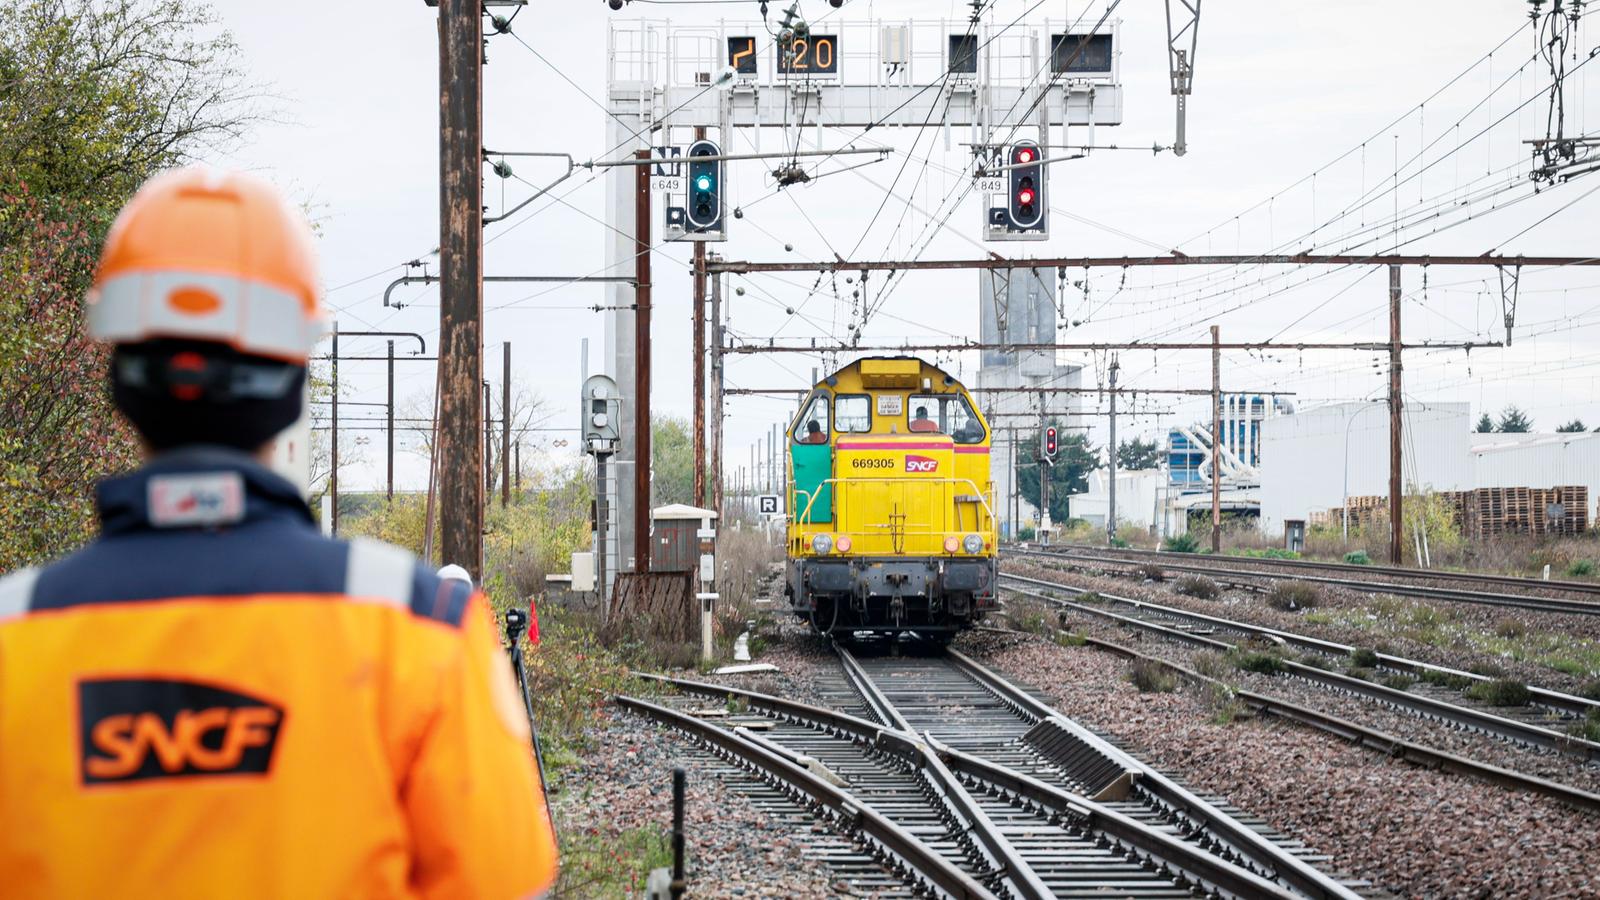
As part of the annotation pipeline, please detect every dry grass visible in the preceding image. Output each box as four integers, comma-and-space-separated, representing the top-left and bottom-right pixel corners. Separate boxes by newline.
1173, 574, 1220, 600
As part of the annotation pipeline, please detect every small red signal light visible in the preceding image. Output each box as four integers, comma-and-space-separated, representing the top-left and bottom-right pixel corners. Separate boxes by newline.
1017, 148, 1035, 163
1017, 188, 1035, 206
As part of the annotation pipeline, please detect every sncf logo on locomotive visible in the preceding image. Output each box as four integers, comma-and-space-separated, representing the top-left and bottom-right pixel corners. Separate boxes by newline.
904, 455, 939, 473
78, 678, 284, 785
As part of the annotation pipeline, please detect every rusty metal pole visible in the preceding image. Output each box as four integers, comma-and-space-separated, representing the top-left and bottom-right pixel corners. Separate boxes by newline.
634, 150, 653, 573
502, 341, 511, 508
1211, 325, 1221, 553
436, 0, 484, 578
709, 257, 724, 521
692, 126, 708, 509
1389, 265, 1404, 565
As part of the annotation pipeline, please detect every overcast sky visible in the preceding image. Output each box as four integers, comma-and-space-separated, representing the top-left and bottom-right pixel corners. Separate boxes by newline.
207, 0, 1600, 492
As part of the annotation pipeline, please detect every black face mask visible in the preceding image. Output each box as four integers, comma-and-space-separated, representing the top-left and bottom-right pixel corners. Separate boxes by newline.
111, 340, 306, 451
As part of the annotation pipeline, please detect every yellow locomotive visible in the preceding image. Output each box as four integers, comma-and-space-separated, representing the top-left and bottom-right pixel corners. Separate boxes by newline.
785, 357, 999, 638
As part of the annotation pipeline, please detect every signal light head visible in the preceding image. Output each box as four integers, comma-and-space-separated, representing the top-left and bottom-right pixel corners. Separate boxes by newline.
1017, 188, 1035, 206
1016, 148, 1035, 163
694, 174, 713, 192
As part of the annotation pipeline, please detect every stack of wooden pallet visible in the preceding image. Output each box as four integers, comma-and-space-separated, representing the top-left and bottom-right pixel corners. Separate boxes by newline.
1318, 487, 1590, 537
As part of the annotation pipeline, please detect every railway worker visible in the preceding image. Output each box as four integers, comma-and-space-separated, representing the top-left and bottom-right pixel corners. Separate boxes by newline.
0, 168, 559, 899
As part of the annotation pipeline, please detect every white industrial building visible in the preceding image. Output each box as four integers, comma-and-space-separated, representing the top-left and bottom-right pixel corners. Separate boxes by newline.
1471, 431, 1600, 512
1258, 401, 1472, 535
1258, 402, 1598, 536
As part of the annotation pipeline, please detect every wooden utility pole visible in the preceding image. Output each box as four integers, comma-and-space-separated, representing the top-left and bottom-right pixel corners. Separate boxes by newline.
1210, 325, 1221, 553
436, 0, 484, 577
1389, 264, 1404, 565
502, 341, 511, 508
709, 257, 725, 521
692, 125, 708, 508
633, 150, 653, 573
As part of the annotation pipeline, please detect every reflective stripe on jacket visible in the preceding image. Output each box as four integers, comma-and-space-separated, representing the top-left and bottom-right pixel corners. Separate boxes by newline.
0, 448, 558, 899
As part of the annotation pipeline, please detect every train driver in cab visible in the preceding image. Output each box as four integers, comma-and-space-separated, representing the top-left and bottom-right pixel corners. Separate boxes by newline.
801, 419, 828, 443
910, 405, 938, 433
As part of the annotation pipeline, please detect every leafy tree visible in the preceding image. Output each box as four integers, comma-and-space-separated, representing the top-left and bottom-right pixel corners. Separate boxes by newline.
651, 416, 696, 508
1116, 437, 1162, 470
1018, 428, 1098, 524
1556, 419, 1586, 433
1, 0, 253, 568
1495, 406, 1533, 433
1474, 413, 1495, 433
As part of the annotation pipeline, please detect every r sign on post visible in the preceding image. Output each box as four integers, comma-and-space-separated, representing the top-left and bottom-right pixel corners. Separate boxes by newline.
757, 494, 781, 516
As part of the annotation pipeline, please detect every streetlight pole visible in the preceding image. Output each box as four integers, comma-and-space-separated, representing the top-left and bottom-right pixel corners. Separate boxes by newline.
1342, 401, 1384, 541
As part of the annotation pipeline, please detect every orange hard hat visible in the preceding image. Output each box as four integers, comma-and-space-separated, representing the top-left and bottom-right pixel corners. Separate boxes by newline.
86, 168, 326, 363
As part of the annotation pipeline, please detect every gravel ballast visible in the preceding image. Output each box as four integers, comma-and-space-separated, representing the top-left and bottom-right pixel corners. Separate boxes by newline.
965, 629, 1600, 898
552, 706, 844, 898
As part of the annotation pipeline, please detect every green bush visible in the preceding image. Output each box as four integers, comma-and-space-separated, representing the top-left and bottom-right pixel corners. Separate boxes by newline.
1228, 548, 1302, 560
1419, 669, 1474, 690
1343, 550, 1372, 565
1075, 591, 1105, 604
1110, 536, 1130, 548
1163, 533, 1200, 553
1465, 678, 1532, 707
1568, 710, 1600, 743
1055, 631, 1089, 647
1129, 659, 1179, 693
1234, 651, 1285, 675
1578, 679, 1600, 702
1266, 581, 1322, 611
1174, 574, 1220, 600
1345, 666, 1375, 681
1348, 647, 1381, 668
1017, 526, 1036, 541
1568, 559, 1596, 577
1296, 652, 1335, 670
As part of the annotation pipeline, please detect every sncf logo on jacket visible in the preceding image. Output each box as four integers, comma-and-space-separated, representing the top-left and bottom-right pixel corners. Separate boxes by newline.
79, 678, 284, 785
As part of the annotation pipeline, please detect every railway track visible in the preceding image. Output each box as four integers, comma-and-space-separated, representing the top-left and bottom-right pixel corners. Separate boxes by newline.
1013, 546, 1600, 617
624, 648, 1365, 899
998, 571, 1600, 813
1028, 543, 1600, 600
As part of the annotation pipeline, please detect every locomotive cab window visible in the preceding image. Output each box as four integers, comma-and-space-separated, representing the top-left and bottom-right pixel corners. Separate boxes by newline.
795, 394, 830, 444
910, 394, 985, 444
834, 395, 871, 433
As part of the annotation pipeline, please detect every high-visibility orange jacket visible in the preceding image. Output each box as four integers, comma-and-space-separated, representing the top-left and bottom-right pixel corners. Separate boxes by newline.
0, 449, 558, 899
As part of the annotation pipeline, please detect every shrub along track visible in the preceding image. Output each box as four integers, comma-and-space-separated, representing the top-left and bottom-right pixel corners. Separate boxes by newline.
622, 644, 1365, 899
997, 571, 1600, 814
1012, 546, 1600, 617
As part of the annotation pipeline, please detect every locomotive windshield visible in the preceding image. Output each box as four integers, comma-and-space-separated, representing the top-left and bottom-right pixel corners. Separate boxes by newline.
834, 395, 872, 433
909, 393, 985, 443
795, 393, 830, 443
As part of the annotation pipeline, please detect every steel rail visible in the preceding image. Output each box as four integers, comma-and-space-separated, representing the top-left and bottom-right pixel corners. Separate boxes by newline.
1000, 574, 1600, 760
1036, 543, 1600, 598
1040, 632, 1600, 816
1000, 568, 1600, 719
930, 738, 1306, 900
636, 671, 1317, 899
944, 650, 1365, 900
834, 645, 1055, 900
1013, 547, 1600, 617
616, 694, 998, 900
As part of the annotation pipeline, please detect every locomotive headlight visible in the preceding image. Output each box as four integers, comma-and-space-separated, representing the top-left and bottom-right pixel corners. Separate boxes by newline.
963, 534, 984, 554
835, 535, 852, 553
943, 536, 960, 554
812, 533, 834, 554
